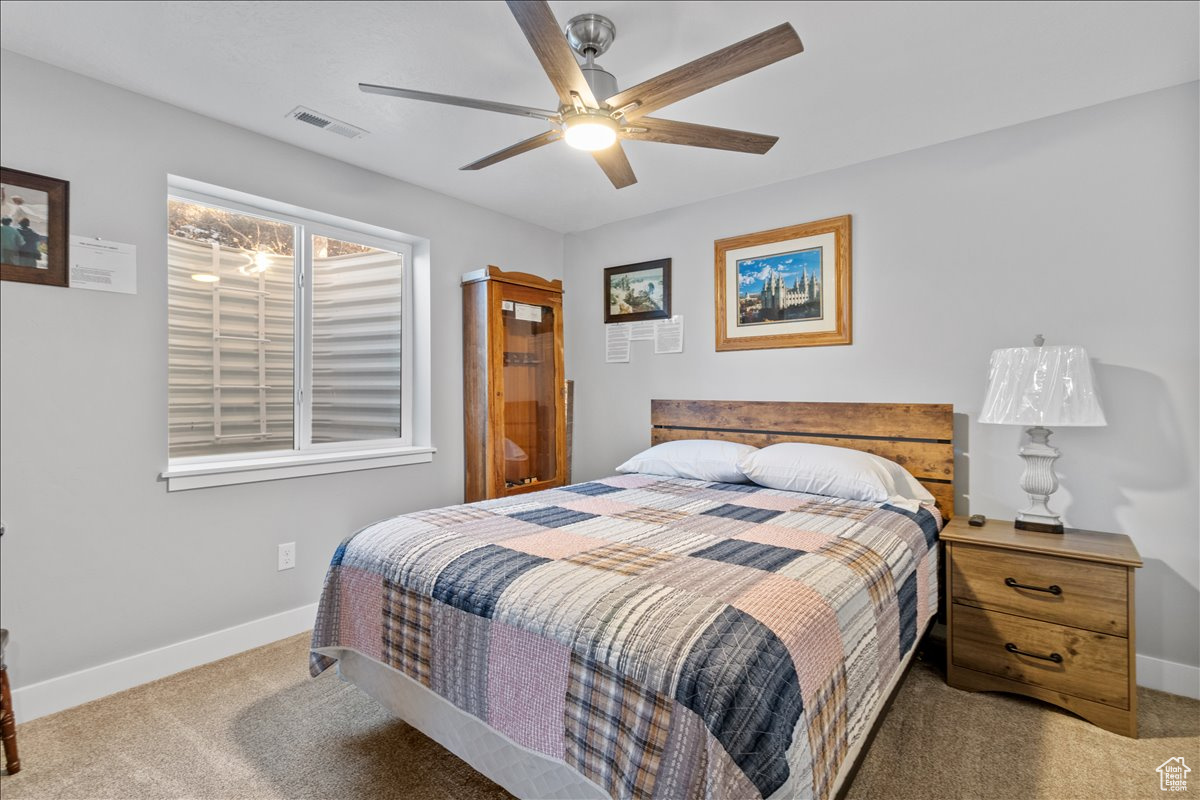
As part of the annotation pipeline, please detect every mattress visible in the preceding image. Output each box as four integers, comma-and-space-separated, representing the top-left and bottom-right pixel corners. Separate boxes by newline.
312, 474, 942, 800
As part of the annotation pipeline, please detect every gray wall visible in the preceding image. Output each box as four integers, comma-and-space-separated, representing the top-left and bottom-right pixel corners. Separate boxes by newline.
563, 82, 1199, 669
0, 50, 564, 687
2, 45, 1196, 691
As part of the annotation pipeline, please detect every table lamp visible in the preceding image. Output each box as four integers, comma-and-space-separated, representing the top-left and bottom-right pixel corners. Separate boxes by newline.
979, 336, 1106, 533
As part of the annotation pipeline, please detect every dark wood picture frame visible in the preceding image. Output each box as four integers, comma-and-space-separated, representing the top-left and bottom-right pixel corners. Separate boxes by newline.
603, 258, 671, 323
715, 215, 851, 351
1, 167, 70, 287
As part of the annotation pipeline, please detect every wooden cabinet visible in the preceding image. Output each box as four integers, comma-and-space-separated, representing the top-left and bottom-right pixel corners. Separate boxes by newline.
942, 518, 1142, 737
462, 267, 566, 502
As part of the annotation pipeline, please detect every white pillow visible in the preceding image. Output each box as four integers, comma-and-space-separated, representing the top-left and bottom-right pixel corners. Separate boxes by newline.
875, 456, 937, 508
615, 440, 758, 484
736, 443, 935, 508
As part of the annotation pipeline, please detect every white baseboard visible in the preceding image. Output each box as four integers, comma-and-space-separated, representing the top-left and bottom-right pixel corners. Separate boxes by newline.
1138, 653, 1200, 700
10, 603, 318, 723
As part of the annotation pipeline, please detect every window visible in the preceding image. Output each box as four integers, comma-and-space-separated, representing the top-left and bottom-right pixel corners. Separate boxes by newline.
163, 181, 431, 489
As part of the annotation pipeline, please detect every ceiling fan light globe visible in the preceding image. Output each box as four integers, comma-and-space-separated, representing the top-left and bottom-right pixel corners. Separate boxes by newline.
563, 116, 618, 151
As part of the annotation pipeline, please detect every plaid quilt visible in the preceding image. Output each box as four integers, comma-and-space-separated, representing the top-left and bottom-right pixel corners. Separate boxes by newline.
311, 474, 942, 800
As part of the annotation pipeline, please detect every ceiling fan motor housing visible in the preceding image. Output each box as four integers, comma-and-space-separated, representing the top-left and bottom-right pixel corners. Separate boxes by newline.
581, 65, 617, 104
566, 14, 618, 102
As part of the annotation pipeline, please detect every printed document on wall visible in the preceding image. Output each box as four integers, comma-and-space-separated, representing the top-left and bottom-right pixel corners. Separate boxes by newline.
606, 322, 632, 363
70, 237, 137, 294
629, 320, 657, 341
654, 316, 684, 354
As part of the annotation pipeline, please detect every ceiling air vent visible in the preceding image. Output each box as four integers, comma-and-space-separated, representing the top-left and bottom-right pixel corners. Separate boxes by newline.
286, 106, 367, 140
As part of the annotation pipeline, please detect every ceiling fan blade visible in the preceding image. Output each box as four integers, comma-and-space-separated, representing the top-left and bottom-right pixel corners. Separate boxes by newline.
605, 23, 803, 121
360, 83, 560, 121
593, 143, 637, 189
460, 130, 561, 171
506, 0, 598, 109
626, 117, 779, 154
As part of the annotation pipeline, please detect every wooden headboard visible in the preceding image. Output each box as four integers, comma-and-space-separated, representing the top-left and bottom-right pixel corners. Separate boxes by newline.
651, 399, 955, 519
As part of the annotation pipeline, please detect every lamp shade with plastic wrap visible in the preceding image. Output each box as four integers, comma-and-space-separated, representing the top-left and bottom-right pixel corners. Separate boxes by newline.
979, 345, 1107, 427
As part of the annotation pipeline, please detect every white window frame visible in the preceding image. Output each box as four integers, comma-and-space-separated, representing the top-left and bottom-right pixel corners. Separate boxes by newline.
161, 178, 434, 490
299, 220, 416, 455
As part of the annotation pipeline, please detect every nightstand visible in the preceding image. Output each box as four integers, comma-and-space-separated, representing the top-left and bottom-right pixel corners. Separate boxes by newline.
941, 517, 1142, 737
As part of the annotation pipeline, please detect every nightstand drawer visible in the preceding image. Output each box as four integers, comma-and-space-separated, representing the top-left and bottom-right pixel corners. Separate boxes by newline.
952, 604, 1129, 708
950, 543, 1127, 636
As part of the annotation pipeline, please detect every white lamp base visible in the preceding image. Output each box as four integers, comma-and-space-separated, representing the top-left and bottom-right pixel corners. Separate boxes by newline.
1015, 426, 1065, 534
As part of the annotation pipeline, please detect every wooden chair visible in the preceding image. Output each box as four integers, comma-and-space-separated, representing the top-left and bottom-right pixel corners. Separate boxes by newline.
0, 629, 18, 774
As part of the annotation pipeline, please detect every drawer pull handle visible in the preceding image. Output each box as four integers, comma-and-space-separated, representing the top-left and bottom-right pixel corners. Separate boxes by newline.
1005, 642, 1063, 663
1005, 577, 1062, 595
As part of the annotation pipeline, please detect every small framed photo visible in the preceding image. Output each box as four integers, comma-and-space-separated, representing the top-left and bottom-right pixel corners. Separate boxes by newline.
1, 167, 70, 288
604, 258, 671, 323
715, 215, 851, 351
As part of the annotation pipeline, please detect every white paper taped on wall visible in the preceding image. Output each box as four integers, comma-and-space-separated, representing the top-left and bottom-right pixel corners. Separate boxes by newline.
628, 320, 656, 341
69, 236, 137, 294
606, 322, 631, 363
654, 315, 684, 354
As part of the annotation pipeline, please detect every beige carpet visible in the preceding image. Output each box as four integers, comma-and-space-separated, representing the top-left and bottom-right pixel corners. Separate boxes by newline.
1, 634, 1196, 799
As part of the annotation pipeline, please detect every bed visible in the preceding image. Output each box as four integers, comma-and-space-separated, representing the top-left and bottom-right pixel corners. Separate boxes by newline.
311, 400, 954, 800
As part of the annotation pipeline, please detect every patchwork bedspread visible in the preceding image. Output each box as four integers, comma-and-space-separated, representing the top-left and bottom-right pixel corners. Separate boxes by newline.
311, 474, 942, 800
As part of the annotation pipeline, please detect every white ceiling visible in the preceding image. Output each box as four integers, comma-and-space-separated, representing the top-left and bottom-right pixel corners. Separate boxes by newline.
1, 1, 1196, 233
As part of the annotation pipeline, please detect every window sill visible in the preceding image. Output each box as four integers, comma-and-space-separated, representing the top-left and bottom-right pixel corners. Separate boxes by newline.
161, 446, 437, 491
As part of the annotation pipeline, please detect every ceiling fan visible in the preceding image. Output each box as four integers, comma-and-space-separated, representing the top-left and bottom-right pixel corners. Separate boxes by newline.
360, 0, 804, 189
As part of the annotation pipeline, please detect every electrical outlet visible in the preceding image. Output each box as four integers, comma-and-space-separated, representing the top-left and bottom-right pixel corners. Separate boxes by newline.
278, 542, 296, 571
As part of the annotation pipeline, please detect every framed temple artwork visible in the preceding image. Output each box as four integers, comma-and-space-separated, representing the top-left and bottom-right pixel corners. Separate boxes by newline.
714, 215, 851, 351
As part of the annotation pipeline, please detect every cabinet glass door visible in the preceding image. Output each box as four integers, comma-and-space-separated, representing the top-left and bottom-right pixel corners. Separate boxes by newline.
501, 298, 557, 489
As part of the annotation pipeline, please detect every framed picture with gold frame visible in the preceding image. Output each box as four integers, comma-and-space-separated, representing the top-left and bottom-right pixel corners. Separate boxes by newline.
715, 215, 850, 351
1, 167, 70, 288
